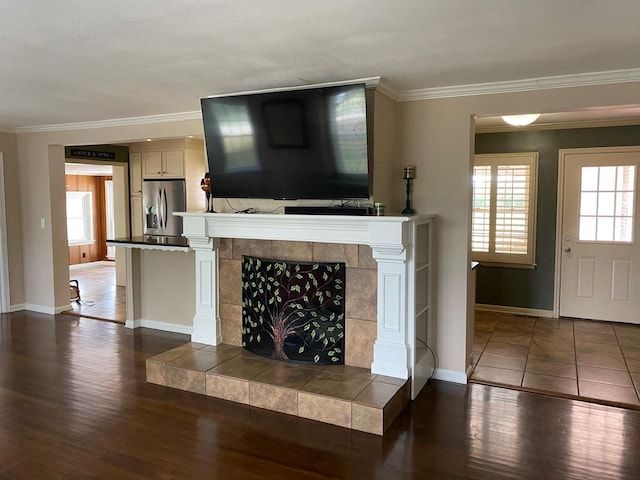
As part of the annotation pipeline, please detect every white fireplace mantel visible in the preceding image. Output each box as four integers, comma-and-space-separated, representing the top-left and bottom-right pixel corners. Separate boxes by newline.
176, 212, 435, 399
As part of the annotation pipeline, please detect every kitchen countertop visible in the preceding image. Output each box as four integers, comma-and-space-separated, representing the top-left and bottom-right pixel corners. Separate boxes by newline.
107, 235, 190, 251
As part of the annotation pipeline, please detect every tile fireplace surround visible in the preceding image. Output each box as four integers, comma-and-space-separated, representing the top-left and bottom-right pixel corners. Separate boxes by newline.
146, 212, 435, 433
219, 238, 377, 369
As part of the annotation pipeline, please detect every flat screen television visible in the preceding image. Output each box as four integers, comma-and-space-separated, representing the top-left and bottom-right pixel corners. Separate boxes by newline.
200, 83, 370, 200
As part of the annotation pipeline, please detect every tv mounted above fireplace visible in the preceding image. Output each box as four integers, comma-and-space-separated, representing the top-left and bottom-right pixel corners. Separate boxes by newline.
200, 82, 370, 200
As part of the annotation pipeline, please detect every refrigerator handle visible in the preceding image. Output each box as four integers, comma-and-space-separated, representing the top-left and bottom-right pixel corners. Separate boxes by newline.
163, 187, 168, 230
158, 187, 164, 230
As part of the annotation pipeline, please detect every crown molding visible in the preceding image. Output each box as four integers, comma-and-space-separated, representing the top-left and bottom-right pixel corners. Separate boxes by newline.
475, 117, 640, 134
375, 78, 400, 101
11, 68, 640, 133
14, 111, 202, 134
15, 78, 386, 134
398, 67, 640, 102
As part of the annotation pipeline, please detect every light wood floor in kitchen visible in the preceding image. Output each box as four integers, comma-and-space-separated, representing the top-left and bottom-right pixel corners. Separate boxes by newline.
470, 310, 640, 408
67, 262, 126, 323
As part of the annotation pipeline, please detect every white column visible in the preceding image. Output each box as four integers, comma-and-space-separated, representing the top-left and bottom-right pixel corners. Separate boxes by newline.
190, 235, 222, 345
370, 243, 411, 379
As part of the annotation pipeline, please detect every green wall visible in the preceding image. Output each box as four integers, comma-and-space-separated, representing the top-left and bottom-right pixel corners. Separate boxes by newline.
475, 124, 640, 311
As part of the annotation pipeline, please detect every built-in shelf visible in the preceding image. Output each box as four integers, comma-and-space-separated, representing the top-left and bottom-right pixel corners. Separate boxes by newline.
409, 217, 435, 399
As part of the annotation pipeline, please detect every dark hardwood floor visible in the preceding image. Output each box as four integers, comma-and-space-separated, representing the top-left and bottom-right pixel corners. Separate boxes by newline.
1, 311, 640, 479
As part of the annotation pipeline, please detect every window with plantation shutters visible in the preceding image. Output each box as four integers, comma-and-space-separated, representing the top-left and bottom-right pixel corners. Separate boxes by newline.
472, 153, 538, 266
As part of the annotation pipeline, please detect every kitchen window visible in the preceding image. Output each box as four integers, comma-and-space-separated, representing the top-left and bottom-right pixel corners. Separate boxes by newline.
66, 191, 94, 246
472, 152, 538, 267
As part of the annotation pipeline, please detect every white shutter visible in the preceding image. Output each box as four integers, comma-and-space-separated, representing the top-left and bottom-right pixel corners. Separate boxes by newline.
472, 153, 538, 266
495, 164, 531, 255
472, 165, 491, 253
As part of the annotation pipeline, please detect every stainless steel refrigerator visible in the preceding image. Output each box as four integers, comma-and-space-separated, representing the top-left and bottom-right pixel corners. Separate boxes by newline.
142, 179, 186, 237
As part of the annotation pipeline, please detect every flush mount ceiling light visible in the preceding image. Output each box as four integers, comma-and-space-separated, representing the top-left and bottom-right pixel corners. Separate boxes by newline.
501, 113, 541, 127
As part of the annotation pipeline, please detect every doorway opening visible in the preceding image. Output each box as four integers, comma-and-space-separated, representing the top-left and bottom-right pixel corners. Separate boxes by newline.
64, 161, 126, 323
469, 111, 640, 410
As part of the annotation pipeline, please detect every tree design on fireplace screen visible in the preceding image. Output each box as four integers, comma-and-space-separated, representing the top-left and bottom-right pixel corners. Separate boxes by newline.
242, 255, 345, 365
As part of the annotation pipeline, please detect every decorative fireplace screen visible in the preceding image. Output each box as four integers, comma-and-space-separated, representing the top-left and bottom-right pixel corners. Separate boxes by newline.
241, 255, 345, 365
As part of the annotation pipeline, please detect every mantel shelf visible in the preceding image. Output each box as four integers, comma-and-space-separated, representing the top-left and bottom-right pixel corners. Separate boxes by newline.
176, 212, 434, 249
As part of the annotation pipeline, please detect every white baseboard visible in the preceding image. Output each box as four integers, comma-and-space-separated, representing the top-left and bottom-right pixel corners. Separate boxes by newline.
23, 303, 74, 315
24, 303, 56, 315
10, 303, 25, 312
432, 368, 468, 384
475, 303, 554, 318
125, 318, 193, 336
56, 303, 73, 314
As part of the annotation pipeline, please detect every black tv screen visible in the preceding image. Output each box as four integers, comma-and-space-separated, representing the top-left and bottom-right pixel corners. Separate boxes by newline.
201, 83, 370, 200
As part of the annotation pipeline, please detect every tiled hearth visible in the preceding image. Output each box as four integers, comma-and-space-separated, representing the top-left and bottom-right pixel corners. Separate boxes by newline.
146, 342, 409, 435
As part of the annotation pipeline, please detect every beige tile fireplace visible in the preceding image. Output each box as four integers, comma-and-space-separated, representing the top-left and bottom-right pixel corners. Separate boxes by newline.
217, 238, 378, 369
137, 212, 435, 434
178, 212, 435, 399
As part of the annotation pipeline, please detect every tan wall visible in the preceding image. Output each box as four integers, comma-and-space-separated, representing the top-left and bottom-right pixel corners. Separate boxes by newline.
0, 132, 24, 308
218, 238, 377, 369
371, 89, 398, 210
12, 80, 640, 377
16, 119, 204, 312
139, 249, 195, 326
112, 164, 128, 286
396, 81, 640, 376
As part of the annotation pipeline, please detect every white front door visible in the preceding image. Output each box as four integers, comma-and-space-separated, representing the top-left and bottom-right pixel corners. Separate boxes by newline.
559, 146, 640, 324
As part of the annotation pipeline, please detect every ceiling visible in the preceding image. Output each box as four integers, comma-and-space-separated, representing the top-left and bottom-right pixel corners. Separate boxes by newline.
3, 1, 640, 129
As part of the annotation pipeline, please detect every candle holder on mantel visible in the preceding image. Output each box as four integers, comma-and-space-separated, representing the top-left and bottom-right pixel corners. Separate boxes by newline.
402, 165, 416, 215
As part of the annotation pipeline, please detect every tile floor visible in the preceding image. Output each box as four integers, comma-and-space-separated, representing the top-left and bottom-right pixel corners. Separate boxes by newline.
66, 263, 126, 323
470, 310, 640, 408
146, 342, 410, 435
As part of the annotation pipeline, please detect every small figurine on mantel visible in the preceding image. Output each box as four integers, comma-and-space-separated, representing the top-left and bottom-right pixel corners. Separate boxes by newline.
200, 172, 215, 213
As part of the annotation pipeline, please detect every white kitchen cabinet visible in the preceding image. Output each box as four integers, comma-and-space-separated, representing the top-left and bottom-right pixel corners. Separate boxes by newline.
129, 152, 144, 236
130, 196, 143, 237
162, 150, 185, 177
129, 152, 142, 196
130, 138, 206, 213
142, 150, 184, 179
142, 151, 163, 178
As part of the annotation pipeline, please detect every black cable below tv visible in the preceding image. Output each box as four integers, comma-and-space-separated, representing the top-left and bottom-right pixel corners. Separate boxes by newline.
284, 206, 372, 216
